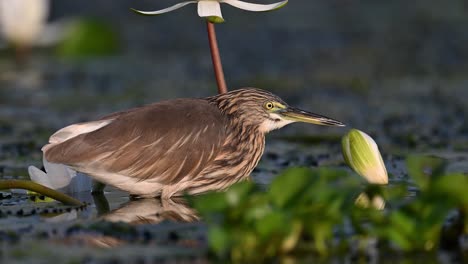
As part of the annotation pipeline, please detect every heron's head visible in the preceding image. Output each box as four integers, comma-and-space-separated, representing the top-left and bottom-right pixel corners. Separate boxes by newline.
209, 88, 345, 133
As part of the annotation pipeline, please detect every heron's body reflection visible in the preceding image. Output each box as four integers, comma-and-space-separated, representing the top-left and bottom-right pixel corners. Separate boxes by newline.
55, 196, 200, 248
97, 196, 199, 224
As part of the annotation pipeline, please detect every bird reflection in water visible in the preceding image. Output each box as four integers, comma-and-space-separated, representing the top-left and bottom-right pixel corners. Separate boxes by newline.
99, 196, 199, 224
55, 196, 200, 249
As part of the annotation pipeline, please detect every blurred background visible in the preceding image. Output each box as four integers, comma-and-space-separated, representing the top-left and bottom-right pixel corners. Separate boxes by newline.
1, 0, 467, 177
1, 1, 468, 262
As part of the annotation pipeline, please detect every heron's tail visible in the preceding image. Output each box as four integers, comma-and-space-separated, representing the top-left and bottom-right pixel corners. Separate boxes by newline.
28, 154, 92, 193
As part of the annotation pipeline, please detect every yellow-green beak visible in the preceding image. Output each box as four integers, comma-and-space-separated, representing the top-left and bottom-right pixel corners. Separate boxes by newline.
280, 107, 345, 127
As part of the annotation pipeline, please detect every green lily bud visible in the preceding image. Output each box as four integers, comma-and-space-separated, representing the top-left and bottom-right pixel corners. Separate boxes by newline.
342, 129, 388, 184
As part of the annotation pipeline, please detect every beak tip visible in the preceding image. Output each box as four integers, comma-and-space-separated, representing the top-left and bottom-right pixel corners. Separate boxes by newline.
327, 120, 346, 127
336, 121, 346, 127
282, 107, 346, 127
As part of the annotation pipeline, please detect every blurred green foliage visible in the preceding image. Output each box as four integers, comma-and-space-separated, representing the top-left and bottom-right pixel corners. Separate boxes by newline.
190, 156, 468, 262
57, 18, 120, 59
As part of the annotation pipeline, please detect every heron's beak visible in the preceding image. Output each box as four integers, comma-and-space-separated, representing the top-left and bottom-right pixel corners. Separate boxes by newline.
280, 107, 345, 127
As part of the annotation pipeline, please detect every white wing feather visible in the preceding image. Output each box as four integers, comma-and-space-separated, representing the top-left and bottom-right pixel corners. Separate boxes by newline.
29, 119, 112, 193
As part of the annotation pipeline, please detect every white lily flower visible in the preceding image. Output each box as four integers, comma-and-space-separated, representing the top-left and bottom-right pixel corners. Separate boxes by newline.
342, 129, 388, 184
132, 0, 288, 23
0, 0, 49, 47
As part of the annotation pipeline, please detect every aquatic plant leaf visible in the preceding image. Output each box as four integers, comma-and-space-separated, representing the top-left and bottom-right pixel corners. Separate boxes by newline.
224, 181, 254, 207
254, 210, 288, 238
406, 155, 446, 190
208, 226, 231, 255
191, 191, 229, 214
269, 167, 313, 208
432, 173, 468, 204
57, 18, 119, 59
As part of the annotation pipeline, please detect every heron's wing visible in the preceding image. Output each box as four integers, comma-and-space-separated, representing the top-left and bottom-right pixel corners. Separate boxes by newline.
44, 99, 227, 184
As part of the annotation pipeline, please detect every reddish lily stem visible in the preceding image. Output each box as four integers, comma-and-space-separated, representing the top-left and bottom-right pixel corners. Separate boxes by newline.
14, 45, 29, 66
206, 21, 228, 94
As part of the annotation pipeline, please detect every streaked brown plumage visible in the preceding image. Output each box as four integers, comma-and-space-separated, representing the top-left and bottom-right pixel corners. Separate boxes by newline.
36, 88, 344, 198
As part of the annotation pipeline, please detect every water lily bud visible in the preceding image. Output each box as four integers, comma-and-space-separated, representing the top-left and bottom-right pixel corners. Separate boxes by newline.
342, 129, 388, 184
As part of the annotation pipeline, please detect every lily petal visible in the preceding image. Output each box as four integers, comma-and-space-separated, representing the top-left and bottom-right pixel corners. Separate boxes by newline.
131, 1, 197, 16
221, 0, 288, 12
198, 1, 225, 23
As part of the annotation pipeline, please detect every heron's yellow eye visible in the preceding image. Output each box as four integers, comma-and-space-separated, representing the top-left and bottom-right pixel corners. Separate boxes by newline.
265, 102, 274, 110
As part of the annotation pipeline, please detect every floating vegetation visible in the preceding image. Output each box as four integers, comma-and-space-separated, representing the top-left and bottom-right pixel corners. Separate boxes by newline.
191, 156, 468, 262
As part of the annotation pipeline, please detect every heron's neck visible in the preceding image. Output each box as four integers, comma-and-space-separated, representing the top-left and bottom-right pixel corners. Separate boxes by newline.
227, 120, 266, 172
